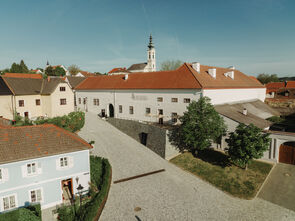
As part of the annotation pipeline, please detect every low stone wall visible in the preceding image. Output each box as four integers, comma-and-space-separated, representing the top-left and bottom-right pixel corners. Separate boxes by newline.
107, 118, 167, 158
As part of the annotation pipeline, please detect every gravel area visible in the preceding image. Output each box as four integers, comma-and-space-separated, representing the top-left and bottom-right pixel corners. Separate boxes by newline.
79, 112, 295, 221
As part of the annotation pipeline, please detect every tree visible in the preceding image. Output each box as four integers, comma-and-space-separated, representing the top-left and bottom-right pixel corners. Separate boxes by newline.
68, 64, 80, 76
45, 66, 54, 76
54, 66, 66, 76
160, 60, 183, 71
257, 73, 279, 84
226, 123, 270, 170
9, 60, 29, 73
169, 97, 227, 156
19, 60, 29, 73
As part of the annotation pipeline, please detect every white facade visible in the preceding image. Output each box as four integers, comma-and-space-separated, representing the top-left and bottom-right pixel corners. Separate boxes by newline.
76, 89, 202, 123
203, 88, 266, 105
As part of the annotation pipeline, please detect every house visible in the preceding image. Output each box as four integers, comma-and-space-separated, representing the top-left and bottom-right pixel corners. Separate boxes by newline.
31, 70, 43, 74
0, 76, 74, 120
75, 71, 96, 78
0, 124, 91, 212
64, 76, 86, 108
265, 81, 295, 98
75, 62, 265, 124
108, 67, 130, 75
127, 35, 156, 73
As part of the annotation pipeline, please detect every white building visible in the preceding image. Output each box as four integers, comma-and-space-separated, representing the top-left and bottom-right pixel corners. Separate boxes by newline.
75, 62, 266, 124
127, 35, 156, 73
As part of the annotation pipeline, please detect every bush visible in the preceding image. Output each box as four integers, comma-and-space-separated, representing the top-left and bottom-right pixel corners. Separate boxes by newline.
34, 111, 85, 133
0, 204, 41, 221
57, 156, 112, 221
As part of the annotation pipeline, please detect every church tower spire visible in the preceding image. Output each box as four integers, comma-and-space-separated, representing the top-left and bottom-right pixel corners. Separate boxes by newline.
147, 34, 156, 72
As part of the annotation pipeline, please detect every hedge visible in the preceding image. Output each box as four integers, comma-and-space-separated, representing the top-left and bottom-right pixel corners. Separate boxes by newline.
0, 204, 41, 221
34, 111, 85, 133
57, 156, 112, 221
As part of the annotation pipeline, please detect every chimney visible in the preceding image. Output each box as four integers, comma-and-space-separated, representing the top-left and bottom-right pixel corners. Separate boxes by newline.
208, 68, 216, 78
124, 74, 128, 80
243, 108, 247, 116
192, 62, 200, 73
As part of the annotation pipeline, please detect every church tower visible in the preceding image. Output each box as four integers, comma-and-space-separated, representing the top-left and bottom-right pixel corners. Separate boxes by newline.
147, 34, 156, 72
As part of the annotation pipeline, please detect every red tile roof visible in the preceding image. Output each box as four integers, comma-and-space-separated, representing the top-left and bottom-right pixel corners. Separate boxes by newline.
286, 81, 295, 89
79, 71, 96, 77
108, 67, 129, 74
265, 82, 285, 93
3, 73, 43, 79
0, 124, 92, 164
76, 63, 264, 90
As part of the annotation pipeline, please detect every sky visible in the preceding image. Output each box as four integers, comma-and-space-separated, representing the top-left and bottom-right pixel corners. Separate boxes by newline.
0, 0, 294, 76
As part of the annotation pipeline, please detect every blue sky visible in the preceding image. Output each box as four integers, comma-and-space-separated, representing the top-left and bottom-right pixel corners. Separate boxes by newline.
0, 0, 294, 76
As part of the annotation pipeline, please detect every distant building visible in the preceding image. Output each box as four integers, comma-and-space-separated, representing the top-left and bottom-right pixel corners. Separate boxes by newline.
0, 124, 91, 211
108, 67, 130, 75
0, 76, 74, 120
266, 81, 295, 98
127, 35, 156, 73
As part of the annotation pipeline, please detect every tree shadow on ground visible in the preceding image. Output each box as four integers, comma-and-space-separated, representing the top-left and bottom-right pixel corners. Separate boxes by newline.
197, 148, 231, 168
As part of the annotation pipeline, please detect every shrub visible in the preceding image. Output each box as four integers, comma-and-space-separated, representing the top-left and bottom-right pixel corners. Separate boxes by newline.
0, 204, 41, 221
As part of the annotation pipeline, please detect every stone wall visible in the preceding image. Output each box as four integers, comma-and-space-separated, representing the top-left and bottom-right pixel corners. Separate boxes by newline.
107, 118, 167, 158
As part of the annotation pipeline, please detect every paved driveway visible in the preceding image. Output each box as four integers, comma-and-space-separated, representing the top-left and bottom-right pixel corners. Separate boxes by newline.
258, 163, 295, 211
79, 113, 295, 221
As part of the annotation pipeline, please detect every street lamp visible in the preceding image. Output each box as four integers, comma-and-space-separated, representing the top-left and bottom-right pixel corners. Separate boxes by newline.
77, 184, 84, 206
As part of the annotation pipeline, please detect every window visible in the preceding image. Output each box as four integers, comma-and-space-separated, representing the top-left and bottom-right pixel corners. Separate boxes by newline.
78, 98, 81, 104
30, 189, 42, 203
19, 100, 24, 107
60, 157, 68, 168
27, 163, 36, 175
146, 108, 151, 114
35, 99, 40, 106
93, 99, 99, 106
3, 195, 16, 211
184, 98, 191, 103
157, 97, 163, 102
171, 98, 178, 103
60, 87, 66, 91
119, 105, 122, 113
60, 99, 67, 105
129, 106, 134, 114
171, 112, 178, 123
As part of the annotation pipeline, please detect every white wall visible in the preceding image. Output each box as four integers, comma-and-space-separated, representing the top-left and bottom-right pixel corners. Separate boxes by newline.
50, 83, 74, 117
76, 89, 202, 123
203, 88, 266, 105
14, 95, 43, 119
0, 95, 13, 119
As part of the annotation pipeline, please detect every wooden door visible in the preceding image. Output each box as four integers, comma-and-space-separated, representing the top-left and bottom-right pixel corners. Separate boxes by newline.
279, 144, 295, 165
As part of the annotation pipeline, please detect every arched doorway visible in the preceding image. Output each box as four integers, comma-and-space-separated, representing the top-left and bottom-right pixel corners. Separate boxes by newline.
109, 104, 114, 118
279, 142, 295, 165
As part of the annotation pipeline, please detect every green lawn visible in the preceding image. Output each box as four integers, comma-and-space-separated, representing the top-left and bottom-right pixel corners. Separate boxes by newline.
170, 150, 273, 199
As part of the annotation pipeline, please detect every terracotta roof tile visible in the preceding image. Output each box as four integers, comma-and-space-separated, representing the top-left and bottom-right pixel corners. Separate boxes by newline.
76, 63, 264, 90
3, 73, 42, 79
0, 124, 92, 165
286, 81, 295, 89
108, 67, 129, 74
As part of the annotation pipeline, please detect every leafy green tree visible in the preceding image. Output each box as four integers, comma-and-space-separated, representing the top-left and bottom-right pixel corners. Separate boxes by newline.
257, 73, 279, 84
160, 60, 183, 71
54, 66, 66, 76
68, 64, 80, 75
19, 60, 29, 73
226, 123, 270, 170
169, 97, 227, 156
45, 66, 54, 76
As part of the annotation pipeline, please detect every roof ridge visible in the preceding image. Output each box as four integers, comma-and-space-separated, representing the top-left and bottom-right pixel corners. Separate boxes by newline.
183, 63, 204, 88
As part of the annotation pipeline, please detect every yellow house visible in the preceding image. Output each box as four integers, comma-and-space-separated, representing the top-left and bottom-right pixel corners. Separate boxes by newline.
0, 77, 74, 120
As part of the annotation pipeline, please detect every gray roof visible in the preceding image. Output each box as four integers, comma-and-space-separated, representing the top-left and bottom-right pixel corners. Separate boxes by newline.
2, 77, 66, 95
127, 63, 147, 71
3, 77, 42, 95
66, 76, 86, 89
0, 77, 13, 95
215, 100, 278, 129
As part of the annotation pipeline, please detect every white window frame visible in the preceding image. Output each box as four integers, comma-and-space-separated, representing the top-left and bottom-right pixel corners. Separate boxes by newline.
56, 156, 73, 170
29, 188, 43, 203
1, 194, 17, 211
60, 157, 69, 168
26, 162, 37, 176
